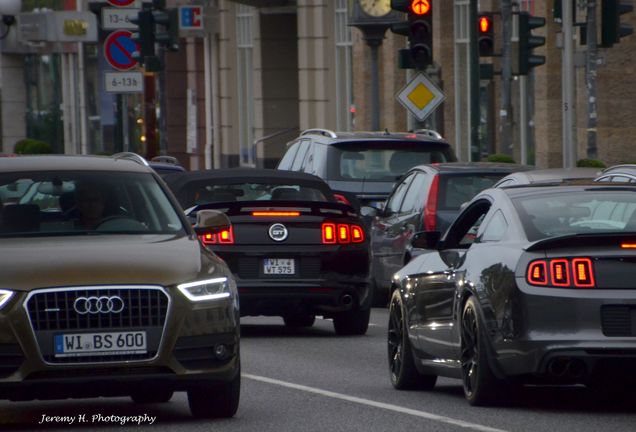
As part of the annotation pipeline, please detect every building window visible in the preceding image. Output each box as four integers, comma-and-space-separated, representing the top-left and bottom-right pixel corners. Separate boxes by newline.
236, 4, 256, 166
335, 0, 353, 131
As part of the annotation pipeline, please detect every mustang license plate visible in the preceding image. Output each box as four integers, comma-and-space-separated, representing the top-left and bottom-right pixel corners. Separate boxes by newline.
263, 258, 295, 275
54, 331, 147, 357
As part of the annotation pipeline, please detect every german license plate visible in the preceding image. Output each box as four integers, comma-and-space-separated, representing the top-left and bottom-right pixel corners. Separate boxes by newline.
54, 331, 147, 357
263, 258, 295, 275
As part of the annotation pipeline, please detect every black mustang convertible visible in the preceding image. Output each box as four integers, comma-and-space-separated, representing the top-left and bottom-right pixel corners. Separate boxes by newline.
388, 183, 636, 405
166, 168, 372, 335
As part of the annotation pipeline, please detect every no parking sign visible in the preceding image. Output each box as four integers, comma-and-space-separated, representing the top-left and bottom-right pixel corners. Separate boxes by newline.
104, 30, 139, 71
107, 0, 136, 7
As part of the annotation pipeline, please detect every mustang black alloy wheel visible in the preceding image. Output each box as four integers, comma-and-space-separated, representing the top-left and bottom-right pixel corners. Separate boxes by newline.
460, 296, 503, 406
388, 290, 437, 390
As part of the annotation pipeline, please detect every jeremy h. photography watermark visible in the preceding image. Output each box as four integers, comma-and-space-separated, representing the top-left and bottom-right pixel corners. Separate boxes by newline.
38, 413, 157, 426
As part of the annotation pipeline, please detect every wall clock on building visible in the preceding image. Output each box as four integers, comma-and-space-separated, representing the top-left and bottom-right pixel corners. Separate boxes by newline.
359, 0, 392, 18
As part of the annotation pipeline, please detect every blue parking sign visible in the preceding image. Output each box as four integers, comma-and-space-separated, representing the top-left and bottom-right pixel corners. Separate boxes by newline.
179, 6, 203, 30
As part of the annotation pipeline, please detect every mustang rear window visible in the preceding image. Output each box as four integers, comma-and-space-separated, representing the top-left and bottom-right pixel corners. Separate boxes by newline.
513, 191, 636, 241
190, 182, 328, 206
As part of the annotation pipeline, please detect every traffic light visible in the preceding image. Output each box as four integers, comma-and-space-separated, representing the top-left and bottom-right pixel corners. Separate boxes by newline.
391, 0, 433, 70
130, 9, 156, 63
478, 13, 494, 57
152, 7, 180, 52
601, 0, 634, 47
518, 12, 546, 75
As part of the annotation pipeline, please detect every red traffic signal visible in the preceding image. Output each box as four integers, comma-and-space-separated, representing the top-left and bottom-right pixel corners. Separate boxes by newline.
410, 0, 430, 15
478, 13, 494, 57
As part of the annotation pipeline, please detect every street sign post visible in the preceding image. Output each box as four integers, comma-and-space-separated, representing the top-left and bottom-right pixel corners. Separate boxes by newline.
104, 29, 139, 71
396, 72, 445, 122
102, 8, 139, 30
105, 71, 144, 93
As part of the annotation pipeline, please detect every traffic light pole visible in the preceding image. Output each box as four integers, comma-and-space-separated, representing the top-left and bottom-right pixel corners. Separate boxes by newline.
501, 0, 513, 156
469, 0, 480, 161
586, 0, 598, 159
562, 0, 577, 168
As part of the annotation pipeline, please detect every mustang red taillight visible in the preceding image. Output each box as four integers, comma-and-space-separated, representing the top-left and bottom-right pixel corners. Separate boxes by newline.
322, 223, 364, 244
527, 260, 548, 285
200, 226, 235, 245
526, 257, 595, 288
572, 258, 595, 288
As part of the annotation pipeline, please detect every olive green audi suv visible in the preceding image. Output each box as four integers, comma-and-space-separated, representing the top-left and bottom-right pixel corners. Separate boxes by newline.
0, 154, 240, 418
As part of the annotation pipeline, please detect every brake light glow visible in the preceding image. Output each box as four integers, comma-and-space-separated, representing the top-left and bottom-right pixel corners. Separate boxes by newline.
527, 260, 548, 285
526, 257, 595, 288
572, 258, 595, 288
322, 223, 336, 244
621, 243, 636, 249
322, 222, 364, 244
550, 259, 570, 287
423, 175, 439, 231
200, 226, 234, 245
338, 224, 350, 243
252, 211, 300, 217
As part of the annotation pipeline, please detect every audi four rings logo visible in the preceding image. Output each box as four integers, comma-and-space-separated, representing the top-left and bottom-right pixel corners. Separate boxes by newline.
73, 296, 125, 314
268, 223, 288, 241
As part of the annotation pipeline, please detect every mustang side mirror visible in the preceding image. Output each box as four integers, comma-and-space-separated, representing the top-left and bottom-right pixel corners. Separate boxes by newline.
194, 209, 231, 235
411, 231, 441, 250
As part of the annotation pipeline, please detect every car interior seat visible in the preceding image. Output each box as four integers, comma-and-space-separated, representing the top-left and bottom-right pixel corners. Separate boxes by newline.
195, 189, 237, 204
271, 187, 302, 201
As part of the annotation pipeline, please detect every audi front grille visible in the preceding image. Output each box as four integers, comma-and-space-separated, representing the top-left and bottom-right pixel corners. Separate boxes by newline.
25, 286, 169, 364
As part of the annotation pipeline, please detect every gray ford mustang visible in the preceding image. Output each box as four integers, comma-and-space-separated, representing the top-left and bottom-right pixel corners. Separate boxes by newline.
388, 183, 636, 405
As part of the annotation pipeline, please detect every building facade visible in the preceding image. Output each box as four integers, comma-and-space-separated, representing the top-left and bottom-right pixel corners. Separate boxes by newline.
1, 0, 635, 169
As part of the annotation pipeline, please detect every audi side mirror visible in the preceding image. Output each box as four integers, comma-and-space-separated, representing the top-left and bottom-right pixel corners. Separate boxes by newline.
194, 209, 231, 235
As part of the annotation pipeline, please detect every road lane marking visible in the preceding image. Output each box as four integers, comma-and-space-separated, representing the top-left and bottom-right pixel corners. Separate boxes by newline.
243, 373, 508, 432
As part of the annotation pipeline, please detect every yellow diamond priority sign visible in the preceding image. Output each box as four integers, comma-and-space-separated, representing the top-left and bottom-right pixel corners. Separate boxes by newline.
397, 73, 445, 122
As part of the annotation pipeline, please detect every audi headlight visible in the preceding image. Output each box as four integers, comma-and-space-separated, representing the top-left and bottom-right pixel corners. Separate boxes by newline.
0, 289, 14, 310
177, 277, 231, 302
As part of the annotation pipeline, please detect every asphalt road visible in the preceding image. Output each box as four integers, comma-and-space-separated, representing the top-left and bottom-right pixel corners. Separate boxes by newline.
1, 308, 635, 432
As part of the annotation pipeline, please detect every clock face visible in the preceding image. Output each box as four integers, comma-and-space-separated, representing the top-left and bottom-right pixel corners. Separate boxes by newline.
359, 0, 392, 17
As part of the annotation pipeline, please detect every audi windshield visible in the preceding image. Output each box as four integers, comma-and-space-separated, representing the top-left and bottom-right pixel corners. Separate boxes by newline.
0, 171, 186, 236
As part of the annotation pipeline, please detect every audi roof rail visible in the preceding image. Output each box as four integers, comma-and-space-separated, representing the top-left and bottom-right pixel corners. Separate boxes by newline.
112, 152, 150, 166
300, 128, 338, 139
413, 129, 443, 140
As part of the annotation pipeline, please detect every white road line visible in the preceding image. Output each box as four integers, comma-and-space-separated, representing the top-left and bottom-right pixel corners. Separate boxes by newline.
318, 317, 379, 327
243, 373, 509, 432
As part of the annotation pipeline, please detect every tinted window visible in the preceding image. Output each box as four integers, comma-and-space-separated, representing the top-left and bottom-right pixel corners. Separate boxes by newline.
385, 175, 412, 214
329, 141, 454, 181
278, 142, 300, 170
400, 173, 428, 212
0, 171, 184, 236
479, 210, 508, 242
439, 174, 503, 210
513, 190, 636, 241
291, 140, 311, 170
184, 181, 329, 207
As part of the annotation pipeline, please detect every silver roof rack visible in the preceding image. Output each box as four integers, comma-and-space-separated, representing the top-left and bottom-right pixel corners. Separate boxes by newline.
413, 129, 443, 140
300, 128, 338, 138
112, 152, 150, 166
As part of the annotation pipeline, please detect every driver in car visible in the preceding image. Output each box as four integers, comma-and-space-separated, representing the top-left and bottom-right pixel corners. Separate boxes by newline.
73, 181, 107, 229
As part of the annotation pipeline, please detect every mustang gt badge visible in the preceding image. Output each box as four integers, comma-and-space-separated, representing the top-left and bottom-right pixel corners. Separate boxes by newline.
268, 223, 288, 242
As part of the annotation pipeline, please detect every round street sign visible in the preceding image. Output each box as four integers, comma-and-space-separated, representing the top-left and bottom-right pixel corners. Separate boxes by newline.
107, 0, 136, 7
104, 30, 139, 71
